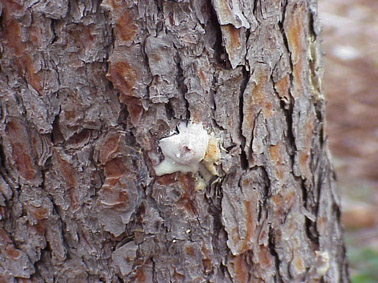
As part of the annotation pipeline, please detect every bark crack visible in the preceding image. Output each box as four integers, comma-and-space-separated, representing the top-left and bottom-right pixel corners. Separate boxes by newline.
173, 51, 190, 120
0, 142, 12, 187
252, 0, 261, 23
239, 66, 250, 169
268, 226, 284, 282
208, 1, 231, 69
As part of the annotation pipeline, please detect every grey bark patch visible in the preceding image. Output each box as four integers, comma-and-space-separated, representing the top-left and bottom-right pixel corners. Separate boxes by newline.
145, 34, 177, 103
112, 241, 138, 276
212, 0, 251, 28
33, 0, 69, 19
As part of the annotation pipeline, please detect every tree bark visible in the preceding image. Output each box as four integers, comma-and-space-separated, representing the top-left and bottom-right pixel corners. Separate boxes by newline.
0, 0, 349, 282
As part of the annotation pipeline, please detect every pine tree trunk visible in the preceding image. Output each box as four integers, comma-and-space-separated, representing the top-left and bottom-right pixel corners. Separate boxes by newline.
0, 0, 349, 282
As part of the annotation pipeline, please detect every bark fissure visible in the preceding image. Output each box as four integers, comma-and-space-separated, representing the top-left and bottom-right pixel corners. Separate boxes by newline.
239, 67, 250, 169
174, 52, 190, 121
268, 226, 284, 282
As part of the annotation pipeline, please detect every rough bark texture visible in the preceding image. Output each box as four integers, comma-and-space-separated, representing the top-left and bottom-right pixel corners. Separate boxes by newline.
0, 0, 349, 282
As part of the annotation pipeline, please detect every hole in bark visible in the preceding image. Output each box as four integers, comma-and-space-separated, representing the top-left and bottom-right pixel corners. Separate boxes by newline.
51, 114, 64, 145
305, 217, 319, 244
165, 100, 174, 119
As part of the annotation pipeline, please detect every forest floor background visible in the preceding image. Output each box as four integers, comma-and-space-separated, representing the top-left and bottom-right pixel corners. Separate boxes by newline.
319, 0, 378, 282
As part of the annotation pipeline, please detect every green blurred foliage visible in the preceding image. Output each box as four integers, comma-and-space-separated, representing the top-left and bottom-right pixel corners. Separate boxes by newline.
347, 242, 378, 283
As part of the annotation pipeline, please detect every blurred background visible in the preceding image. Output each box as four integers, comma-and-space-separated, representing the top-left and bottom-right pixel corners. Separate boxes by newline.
319, 0, 378, 281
